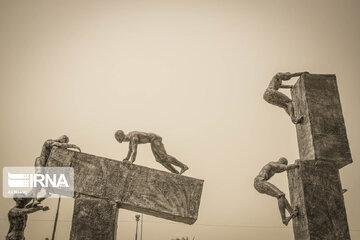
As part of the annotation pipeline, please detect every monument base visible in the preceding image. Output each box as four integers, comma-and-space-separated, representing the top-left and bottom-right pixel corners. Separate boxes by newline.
287, 160, 350, 240
70, 195, 118, 240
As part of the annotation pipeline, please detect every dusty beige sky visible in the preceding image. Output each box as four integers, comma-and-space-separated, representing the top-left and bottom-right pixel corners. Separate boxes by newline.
1, 0, 359, 239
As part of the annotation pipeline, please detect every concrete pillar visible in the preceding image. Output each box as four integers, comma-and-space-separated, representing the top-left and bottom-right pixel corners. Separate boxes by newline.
288, 74, 352, 239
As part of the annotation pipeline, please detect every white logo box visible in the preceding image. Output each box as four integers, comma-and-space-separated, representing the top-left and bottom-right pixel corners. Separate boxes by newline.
3, 167, 74, 198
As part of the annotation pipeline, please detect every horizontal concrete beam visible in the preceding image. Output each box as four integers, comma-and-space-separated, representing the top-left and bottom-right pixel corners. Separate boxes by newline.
47, 147, 204, 224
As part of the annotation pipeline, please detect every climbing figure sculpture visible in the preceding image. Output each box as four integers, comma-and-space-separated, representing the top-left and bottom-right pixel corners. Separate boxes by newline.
254, 157, 299, 225
115, 130, 188, 174
6, 194, 49, 240
35, 135, 81, 168
264, 72, 308, 124
30, 135, 81, 205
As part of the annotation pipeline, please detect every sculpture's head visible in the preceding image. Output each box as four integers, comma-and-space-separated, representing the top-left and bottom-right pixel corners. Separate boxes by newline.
278, 157, 288, 165
13, 194, 31, 208
115, 130, 125, 143
57, 135, 69, 143
272, 72, 285, 88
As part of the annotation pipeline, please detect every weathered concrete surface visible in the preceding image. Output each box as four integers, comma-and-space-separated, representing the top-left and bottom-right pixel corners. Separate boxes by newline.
47, 147, 204, 225
291, 74, 352, 169
288, 160, 350, 240
70, 194, 118, 240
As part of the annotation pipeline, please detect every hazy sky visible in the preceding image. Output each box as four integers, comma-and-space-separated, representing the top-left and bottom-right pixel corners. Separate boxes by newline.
1, 0, 360, 239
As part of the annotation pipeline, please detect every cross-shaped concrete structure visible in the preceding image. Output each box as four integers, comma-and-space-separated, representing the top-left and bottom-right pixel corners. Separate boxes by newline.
47, 147, 204, 240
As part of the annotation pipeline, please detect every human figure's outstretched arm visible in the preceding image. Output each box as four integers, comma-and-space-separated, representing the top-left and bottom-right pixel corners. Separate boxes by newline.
13, 206, 49, 215
276, 72, 309, 89
123, 137, 138, 163
51, 142, 81, 152
279, 84, 293, 89
271, 162, 299, 173
271, 163, 288, 173
286, 164, 299, 170
279, 72, 309, 81
124, 143, 132, 161
130, 138, 138, 163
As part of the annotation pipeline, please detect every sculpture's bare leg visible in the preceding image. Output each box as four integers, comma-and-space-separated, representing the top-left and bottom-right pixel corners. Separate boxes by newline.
167, 155, 189, 174
159, 160, 180, 174
278, 196, 288, 225
278, 196, 298, 225
284, 197, 293, 213
285, 102, 303, 124
284, 206, 299, 226
151, 140, 185, 174
264, 89, 302, 124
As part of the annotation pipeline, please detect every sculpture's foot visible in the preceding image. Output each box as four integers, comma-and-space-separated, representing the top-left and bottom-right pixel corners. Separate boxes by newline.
180, 165, 189, 175
291, 206, 299, 218
283, 206, 299, 226
283, 216, 292, 226
293, 116, 303, 124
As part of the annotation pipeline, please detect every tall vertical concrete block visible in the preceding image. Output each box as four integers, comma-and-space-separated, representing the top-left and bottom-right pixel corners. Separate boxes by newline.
291, 74, 352, 169
288, 74, 352, 239
70, 195, 118, 240
288, 160, 350, 240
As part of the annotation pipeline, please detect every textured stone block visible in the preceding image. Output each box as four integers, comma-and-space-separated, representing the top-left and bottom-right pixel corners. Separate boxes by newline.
291, 74, 352, 168
70, 195, 118, 240
47, 147, 204, 224
287, 160, 350, 240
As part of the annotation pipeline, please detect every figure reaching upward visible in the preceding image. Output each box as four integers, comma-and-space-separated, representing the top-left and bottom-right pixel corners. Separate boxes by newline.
115, 130, 188, 175
264, 72, 308, 124
6, 194, 49, 240
254, 157, 299, 226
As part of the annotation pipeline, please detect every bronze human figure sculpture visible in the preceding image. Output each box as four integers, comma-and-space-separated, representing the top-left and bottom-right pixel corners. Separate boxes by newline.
264, 72, 308, 124
254, 157, 299, 225
6, 194, 49, 240
115, 130, 189, 174
35, 135, 81, 168
30, 135, 81, 205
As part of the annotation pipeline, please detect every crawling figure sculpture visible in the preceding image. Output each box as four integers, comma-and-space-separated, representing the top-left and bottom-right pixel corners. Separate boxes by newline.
264, 72, 308, 124
115, 130, 188, 175
254, 157, 299, 225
